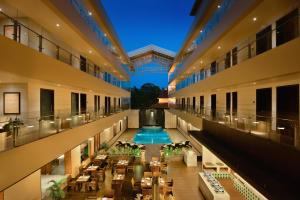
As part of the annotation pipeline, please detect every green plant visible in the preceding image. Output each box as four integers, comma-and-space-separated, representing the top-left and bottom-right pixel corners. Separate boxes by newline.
46, 179, 66, 200
100, 142, 109, 151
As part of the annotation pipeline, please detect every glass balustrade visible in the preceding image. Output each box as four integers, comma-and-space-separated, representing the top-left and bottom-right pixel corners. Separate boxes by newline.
0, 105, 129, 153
0, 10, 130, 91
171, 14, 300, 91
172, 105, 299, 149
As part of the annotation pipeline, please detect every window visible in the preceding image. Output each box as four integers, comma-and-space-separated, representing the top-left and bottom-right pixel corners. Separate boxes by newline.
71, 92, 79, 116
80, 56, 87, 72
94, 95, 100, 112
232, 92, 238, 115
226, 92, 231, 114
232, 47, 238, 66
225, 51, 231, 69
80, 93, 87, 114
256, 25, 272, 55
210, 61, 217, 75
200, 96, 204, 114
276, 9, 299, 46
256, 88, 272, 120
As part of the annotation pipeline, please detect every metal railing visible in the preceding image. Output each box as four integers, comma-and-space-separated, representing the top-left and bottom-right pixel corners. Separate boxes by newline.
0, 10, 130, 90
0, 105, 129, 153
172, 105, 299, 149
172, 13, 300, 91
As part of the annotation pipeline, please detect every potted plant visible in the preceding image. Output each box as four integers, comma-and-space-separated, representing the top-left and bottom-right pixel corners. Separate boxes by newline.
46, 179, 66, 200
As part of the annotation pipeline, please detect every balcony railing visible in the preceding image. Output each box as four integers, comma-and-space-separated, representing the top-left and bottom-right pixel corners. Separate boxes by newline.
173, 14, 300, 91
0, 106, 129, 153
172, 105, 299, 149
0, 10, 130, 90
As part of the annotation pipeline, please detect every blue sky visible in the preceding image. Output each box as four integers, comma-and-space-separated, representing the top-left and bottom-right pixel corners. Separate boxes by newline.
102, 0, 195, 88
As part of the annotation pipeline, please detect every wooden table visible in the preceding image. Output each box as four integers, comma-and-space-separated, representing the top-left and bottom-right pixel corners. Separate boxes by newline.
95, 155, 108, 161
112, 174, 125, 199
116, 160, 129, 168
150, 161, 161, 173
76, 175, 90, 192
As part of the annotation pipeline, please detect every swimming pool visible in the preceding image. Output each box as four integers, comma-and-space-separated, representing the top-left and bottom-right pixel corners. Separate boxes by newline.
133, 126, 172, 144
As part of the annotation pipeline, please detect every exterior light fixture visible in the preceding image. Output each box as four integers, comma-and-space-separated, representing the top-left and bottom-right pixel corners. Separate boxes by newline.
88, 11, 92, 16
200, 30, 203, 33
104, 33, 107, 37
217, 46, 221, 50
200, 60, 203, 64
88, 50, 92, 54
56, 23, 60, 27
217, 5, 221, 9
253, 17, 257, 22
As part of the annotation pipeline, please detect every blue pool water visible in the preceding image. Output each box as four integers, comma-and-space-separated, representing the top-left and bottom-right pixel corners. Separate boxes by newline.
133, 127, 172, 144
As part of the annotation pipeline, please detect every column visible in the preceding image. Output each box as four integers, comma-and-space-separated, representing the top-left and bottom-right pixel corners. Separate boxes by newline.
271, 23, 276, 48
64, 150, 72, 176
271, 87, 277, 131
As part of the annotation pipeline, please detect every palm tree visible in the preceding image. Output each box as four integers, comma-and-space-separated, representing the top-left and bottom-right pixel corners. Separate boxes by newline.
46, 179, 66, 200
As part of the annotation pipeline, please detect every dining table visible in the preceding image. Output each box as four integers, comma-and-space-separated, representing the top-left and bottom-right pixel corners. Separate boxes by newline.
76, 175, 90, 192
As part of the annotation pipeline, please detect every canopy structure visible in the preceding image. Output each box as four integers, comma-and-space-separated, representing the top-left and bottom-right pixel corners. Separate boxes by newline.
128, 45, 175, 73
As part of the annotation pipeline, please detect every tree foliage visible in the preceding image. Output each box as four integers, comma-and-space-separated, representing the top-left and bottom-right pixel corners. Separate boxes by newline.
131, 83, 162, 109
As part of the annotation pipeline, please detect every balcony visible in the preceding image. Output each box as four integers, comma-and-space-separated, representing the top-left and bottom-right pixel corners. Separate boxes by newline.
171, 106, 299, 149
173, 14, 300, 91
0, 10, 130, 90
0, 106, 129, 153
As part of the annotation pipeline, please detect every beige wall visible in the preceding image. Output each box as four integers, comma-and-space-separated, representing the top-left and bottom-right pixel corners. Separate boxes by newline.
164, 110, 177, 128
70, 145, 81, 178
128, 109, 139, 128
4, 170, 41, 200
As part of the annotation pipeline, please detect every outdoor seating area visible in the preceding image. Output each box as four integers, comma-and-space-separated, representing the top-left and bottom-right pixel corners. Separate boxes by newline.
63, 141, 178, 200
66, 155, 108, 193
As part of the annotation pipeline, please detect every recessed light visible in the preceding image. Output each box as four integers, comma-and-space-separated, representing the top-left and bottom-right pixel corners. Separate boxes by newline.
56, 23, 60, 27
88, 11, 92, 16
200, 60, 203, 64
217, 5, 221, 9
0, 8, 2, 12
200, 30, 203, 33
217, 46, 221, 50
88, 50, 92, 54
253, 17, 257, 22
104, 63, 107, 66
104, 33, 107, 37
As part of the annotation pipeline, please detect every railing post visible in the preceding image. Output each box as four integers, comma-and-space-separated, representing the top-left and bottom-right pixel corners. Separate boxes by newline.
13, 20, 18, 42
38, 35, 43, 52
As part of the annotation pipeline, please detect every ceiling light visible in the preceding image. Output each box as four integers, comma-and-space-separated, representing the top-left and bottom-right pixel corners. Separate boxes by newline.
217, 46, 221, 50
277, 127, 285, 130
253, 17, 257, 22
88, 50, 92, 54
200, 60, 203, 64
217, 5, 221, 9
88, 11, 92, 16
104, 63, 107, 66
56, 23, 60, 27
193, 66, 196, 70
104, 33, 107, 37
200, 30, 203, 33
0, 8, 2, 12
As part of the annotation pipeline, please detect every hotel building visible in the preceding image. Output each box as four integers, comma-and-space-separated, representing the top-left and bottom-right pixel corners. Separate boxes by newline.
0, 0, 299, 200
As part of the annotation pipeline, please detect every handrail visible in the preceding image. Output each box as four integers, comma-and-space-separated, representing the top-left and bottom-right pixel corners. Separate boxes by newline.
0, 106, 130, 153
171, 13, 300, 90
0, 10, 130, 91
172, 106, 299, 149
